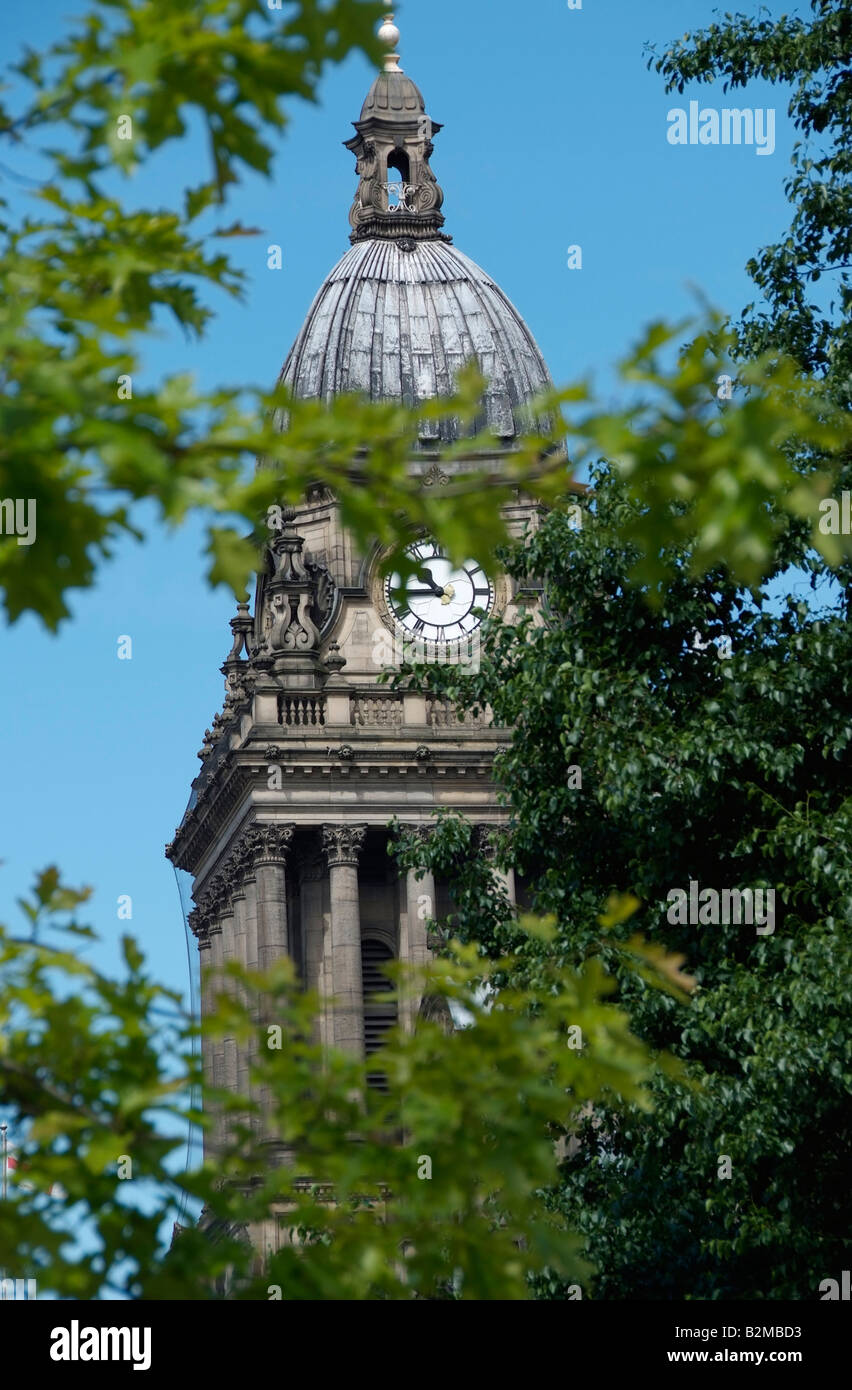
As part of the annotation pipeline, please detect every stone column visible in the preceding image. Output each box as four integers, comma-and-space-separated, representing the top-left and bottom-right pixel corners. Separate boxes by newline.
231, 881, 252, 1130
206, 916, 225, 1156
478, 825, 516, 907
301, 852, 330, 1048
244, 824, 295, 1136
321, 824, 367, 1056
249, 824, 296, 972
236, 854, 261, 1133
407, 866, 436, 968
195, 867, 237, 1153
191, 914, 216, 1156
218, 895, 239, 1106
401, 826, 436, 1031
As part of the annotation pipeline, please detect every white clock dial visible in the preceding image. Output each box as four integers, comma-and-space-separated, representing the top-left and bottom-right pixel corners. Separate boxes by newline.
385, 540, 494, 642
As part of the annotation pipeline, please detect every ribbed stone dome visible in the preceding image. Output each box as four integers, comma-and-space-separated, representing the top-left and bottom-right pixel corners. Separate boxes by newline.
359, 68, 425, 121
279, 238, 552, 442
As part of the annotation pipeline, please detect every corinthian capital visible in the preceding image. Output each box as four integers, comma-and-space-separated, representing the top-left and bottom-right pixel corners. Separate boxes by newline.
322, 823, 367, 868
474, 824, 502, 861
242, 822, 296, 867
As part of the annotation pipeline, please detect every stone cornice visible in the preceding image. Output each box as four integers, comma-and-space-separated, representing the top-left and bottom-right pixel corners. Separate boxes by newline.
167, 764, 255, 875
168, 730, 509, 875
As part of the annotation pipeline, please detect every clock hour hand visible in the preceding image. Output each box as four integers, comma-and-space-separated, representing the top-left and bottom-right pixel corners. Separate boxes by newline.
413, 567, 446, 598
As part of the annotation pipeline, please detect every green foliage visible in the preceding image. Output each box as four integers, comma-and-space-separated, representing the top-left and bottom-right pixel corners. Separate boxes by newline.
0, 876, 666, 1300
554, 317, 852, 593
7, 0, 389, 195
3, 0, 851, 1305
399, 469, 852, 1297
0, 0, 570, 627
2, 2, 850, 626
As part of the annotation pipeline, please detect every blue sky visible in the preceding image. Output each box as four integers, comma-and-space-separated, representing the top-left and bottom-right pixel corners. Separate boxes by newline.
0, 0, 808, 1002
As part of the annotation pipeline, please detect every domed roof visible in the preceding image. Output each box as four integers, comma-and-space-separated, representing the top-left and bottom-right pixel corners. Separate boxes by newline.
280, 238, 552, 442
360, 68, 425, 121
277, 15, 552, 444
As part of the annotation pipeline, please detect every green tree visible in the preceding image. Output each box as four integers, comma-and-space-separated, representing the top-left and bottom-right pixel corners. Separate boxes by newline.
2, 0, 851, 1303
385, 8, 852, 1295
0, 0, 574, 627
1, 3, 849, 628
403, 463, 852, 1298
0, 870, 673, 1300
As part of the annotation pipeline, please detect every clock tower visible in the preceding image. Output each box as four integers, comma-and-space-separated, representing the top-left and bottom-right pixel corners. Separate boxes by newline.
166, 15, 553, 1164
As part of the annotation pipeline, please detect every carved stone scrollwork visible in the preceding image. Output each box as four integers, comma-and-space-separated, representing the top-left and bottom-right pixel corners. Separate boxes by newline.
321, 823, 367, 868
242, 823, 296, 868
285, 593, 320, 652
255, 510, 336, 669
188, 907, 210, 948
191, 823, 295, 927
475, 825, 499, 861
196, 870, 232, 927
306, 559, 335, 630
344, 81, 450, 244
422, 462, 450, 487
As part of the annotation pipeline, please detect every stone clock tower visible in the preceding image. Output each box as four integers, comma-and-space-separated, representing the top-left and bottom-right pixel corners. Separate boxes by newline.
166, 15, 553, 1160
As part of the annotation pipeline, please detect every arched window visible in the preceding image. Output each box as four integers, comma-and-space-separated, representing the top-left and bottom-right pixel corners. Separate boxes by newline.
386, 147, 410, 182
385, 148, 415, 213
361, 937, 397, 1091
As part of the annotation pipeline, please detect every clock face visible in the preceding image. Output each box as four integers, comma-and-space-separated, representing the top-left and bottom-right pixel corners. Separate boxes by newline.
385, 540, 494, 643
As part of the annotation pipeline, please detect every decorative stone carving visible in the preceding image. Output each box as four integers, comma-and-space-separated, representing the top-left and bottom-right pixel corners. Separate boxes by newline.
188, 907, 210, 947
351, 694, 404, 729
278, 693, 326, 728
475, 825, 506, 862
427, 696, 487, 730
422, 462, 450, 487
324, 641, 346, 677
191, 823, 295, 929
224, 601, 253, 667
254, 510, 336, 674
321, 824, 367, 868
242, 823, 296, 867
344, 34, 449, 245
194, 603, 262, 768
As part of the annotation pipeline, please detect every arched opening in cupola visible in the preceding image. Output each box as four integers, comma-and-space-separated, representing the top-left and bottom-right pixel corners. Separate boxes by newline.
387, 147, 410, 182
